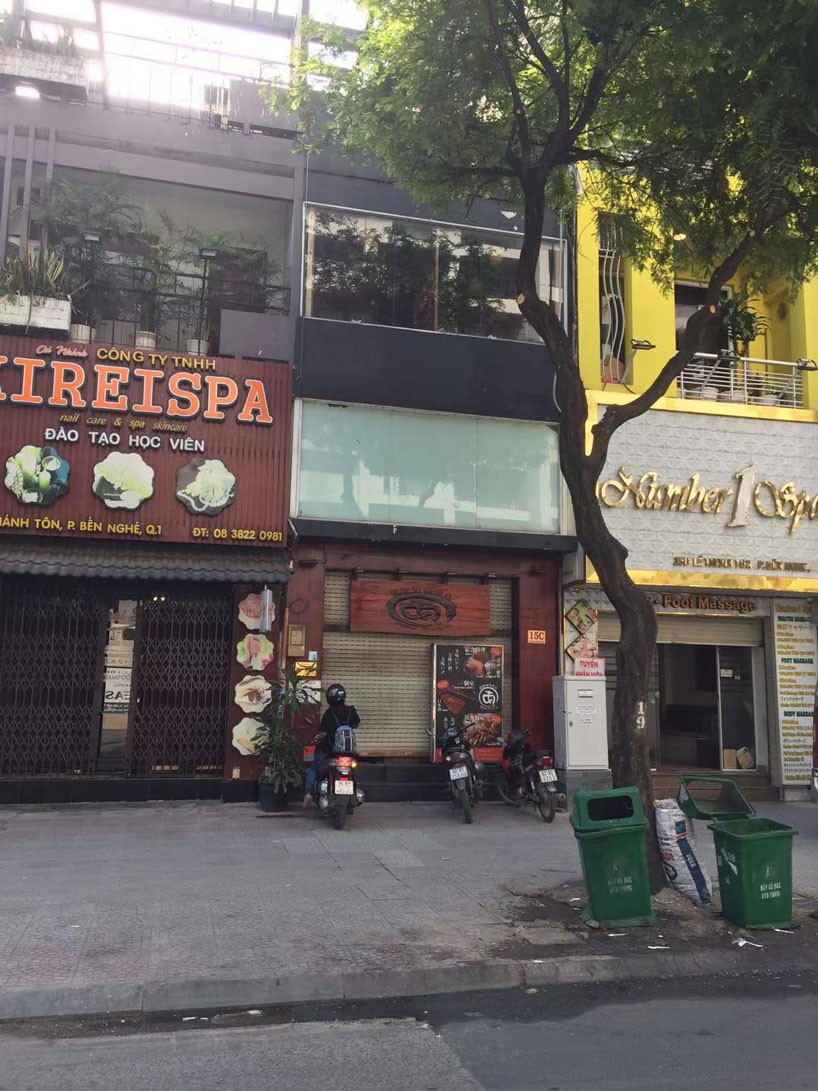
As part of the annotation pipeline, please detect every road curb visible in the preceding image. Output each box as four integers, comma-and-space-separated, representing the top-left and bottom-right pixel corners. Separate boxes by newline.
2, 947, 818, 1022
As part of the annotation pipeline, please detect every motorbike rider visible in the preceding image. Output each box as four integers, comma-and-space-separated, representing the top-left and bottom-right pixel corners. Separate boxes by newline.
303, 683, 360, 806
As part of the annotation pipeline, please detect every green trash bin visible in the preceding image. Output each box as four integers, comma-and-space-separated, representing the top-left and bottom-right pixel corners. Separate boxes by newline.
570, 787, 657, 928
708, 817, 798, 929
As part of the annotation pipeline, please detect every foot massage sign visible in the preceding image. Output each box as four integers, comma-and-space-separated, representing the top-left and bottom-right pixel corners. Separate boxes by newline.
0, 340, 292, 546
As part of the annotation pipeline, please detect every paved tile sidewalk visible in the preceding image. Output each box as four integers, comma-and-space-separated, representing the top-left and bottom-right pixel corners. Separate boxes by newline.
0, 799, 816, 999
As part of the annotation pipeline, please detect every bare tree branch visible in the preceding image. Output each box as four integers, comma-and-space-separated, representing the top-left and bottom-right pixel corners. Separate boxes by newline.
506, 0, 570, 140
485, 0, 532, 169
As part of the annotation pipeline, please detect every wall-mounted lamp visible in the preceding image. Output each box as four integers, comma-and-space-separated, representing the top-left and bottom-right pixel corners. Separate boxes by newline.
797, 358, 818, 372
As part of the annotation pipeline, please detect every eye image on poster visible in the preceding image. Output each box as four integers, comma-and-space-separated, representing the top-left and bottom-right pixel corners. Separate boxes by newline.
432, 644, 503, 759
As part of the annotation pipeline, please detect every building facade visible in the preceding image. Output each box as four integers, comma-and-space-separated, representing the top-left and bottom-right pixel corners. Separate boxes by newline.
3, 0, 817, 804
571, 366, 818, 802
0, 0, 574, 801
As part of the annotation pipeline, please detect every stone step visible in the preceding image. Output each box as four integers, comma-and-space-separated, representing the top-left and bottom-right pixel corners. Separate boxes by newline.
652, 771, 780, 803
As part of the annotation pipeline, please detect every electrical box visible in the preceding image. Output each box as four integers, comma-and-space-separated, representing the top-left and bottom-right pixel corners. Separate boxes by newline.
553, 676, 609, 770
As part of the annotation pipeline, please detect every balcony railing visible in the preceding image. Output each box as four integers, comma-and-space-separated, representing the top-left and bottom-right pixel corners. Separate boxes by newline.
90, 265, 290, 353
676, 352, 809, 409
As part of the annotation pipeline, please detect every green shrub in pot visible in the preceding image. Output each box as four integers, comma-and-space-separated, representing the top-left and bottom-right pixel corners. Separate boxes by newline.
253, 666, 319, 810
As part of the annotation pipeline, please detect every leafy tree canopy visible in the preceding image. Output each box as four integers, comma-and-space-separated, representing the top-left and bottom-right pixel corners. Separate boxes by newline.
285, 0, 818, 297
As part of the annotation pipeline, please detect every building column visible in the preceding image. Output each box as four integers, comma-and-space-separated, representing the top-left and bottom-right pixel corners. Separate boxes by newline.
515, 565, 560, 749
575, 198, 602, 390
622, 262, 677, 394
789, 278, 818, 409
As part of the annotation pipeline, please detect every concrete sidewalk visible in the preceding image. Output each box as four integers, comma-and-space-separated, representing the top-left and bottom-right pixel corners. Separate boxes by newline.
1, 799, 817, 1019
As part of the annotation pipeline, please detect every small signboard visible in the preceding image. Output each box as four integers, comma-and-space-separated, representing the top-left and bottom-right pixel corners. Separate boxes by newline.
351, 581, 490, 636
573, 657, 606, 678
103, 665, 132, 713
432, 644, 503, 759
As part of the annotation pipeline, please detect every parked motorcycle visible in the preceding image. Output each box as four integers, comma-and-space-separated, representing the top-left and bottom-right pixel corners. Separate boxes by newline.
440, 724, 483, 823
312, 743, 365, 830
496, 728, 557, 822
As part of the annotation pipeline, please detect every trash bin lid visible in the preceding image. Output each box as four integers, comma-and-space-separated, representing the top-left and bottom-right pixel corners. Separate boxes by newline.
571, 786, 646, 830
707, 816, 798, 839
677, 775, 756, 822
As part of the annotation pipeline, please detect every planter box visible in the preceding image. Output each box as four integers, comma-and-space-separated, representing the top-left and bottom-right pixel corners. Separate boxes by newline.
0, 46, 87, 93
0, 295, 71, 331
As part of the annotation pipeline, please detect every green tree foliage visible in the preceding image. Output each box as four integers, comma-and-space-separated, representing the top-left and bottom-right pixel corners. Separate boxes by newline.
275, 0, 818, 886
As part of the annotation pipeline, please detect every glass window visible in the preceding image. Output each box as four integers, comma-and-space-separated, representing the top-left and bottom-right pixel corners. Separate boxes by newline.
297, 402, 561, 533
675, 282, 728, 353
309, 0, 367, 30
304, 206, 564, 343
25, 0, 95, 19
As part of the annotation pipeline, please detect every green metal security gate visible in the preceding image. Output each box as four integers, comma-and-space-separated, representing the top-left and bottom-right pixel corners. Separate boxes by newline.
0, 578, 108, 775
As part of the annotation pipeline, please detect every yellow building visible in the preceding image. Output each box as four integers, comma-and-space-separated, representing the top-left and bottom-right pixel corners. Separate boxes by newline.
566, 202, 818, 802
576, 199, 818, 407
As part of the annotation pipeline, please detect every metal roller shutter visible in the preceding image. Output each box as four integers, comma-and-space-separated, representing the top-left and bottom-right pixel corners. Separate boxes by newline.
597, 613, 763, 646
321, 572, 513, 757
321, 631, 432, 756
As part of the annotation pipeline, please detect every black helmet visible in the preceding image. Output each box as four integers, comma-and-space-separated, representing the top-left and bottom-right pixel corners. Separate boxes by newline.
326, 683, 346, 705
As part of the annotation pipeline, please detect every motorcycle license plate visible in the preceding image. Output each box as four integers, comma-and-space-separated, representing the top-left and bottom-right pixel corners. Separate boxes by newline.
539, 769, 557, 783
335, 780, 354, 795
449, 766, 469, 781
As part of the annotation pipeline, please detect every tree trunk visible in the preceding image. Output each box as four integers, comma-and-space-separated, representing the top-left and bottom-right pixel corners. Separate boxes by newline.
555, 364, 666, 893
515, 177, 665, 890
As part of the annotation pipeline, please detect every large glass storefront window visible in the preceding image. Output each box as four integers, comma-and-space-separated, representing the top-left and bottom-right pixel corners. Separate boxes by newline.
601, 640, 762, 771
296, 401, 561, 532
304, 205, 564, 343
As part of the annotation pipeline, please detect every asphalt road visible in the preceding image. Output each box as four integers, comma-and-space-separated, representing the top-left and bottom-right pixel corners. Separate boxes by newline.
1, 973, 817, 1090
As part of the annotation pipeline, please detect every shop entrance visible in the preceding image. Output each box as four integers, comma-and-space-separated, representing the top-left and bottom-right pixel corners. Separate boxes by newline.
0, 577, 233, 778
599, 613, 766, 772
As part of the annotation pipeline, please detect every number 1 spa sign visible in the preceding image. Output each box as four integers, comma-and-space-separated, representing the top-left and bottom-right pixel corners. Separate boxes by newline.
0, 339, 292, 546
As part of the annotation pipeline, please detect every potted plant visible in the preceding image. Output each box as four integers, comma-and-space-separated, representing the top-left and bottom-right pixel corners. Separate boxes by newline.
253, 667, 319, 811
0, 249, 71, 331
0, 23, 87, 94
41, 173, 144, 343
67, 277, 101, 342
720, 295, 772, 403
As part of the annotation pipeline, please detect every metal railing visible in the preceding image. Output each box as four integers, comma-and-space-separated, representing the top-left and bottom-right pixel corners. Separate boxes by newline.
676, 352, 808, 408
87, 264, 290, 352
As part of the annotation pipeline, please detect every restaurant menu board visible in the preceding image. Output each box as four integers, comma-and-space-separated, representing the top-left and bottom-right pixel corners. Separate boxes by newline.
773, 602, 818, 783
432, 644, 503, 759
